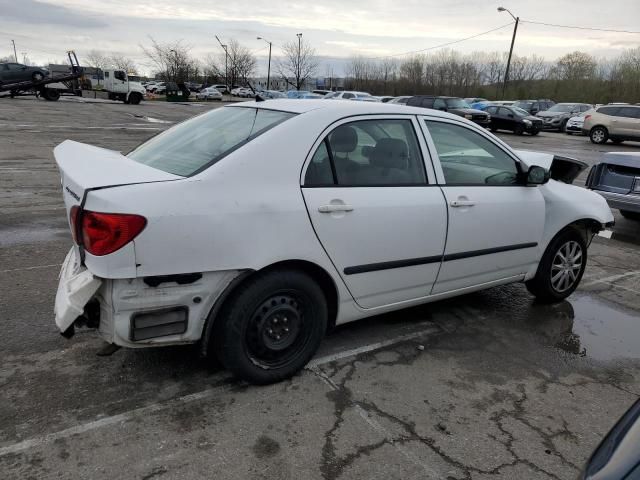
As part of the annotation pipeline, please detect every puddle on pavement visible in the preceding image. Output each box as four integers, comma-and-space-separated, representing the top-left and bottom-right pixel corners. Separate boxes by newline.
540, 295, 640, 361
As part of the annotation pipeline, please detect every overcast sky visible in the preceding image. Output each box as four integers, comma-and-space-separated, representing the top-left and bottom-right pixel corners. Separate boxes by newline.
1, 0, 639, 76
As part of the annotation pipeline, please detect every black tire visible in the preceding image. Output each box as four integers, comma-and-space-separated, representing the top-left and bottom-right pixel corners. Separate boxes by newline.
128, 93, 142, 105
42, 88, 60, 101
514, 125, 525, 135
590, 126, 608, 144
490, 126, 498, 133
560, 119, 568, 133
211, 269, 327, 384
620, 210, 640, 221
530, 128, 540, 136
526, 228, 587, 303
32, 71, 44, 82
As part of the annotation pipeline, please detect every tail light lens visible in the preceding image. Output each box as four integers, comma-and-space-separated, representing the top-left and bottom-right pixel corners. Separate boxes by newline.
78, 210, 146, 256
584, 115, 591, 121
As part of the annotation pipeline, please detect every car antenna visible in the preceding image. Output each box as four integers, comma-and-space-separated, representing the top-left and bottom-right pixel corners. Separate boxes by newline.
247, 81, 264, 102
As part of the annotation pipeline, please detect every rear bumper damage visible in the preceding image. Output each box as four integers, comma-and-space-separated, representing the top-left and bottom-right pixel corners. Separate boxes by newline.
54, 247, 242, 347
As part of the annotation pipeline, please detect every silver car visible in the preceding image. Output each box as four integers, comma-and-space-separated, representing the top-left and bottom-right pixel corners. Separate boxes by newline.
586, 152, 640, 220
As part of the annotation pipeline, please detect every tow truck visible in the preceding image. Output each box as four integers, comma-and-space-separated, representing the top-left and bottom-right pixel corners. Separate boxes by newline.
0, 51, 83, 101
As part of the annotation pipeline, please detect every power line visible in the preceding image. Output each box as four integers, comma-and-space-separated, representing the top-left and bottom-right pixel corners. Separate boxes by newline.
521, 19, 640, 34
362, 22, 515, 60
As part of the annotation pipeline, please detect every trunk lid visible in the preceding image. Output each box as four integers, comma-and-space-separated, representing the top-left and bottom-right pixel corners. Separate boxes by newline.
54, 140, 181, 214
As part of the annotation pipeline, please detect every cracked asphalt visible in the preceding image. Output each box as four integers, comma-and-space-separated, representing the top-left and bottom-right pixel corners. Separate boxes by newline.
1, 96, 640, 479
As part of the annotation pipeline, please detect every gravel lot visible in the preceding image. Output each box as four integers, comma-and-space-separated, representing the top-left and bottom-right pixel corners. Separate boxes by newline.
1, 96, 639, 480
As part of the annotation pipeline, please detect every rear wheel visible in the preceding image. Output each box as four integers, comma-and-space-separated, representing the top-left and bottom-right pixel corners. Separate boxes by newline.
526, 228, 587, 303
41, 88, 60, 101
211, 269, 327, 384
620, 210, 640, 221
590, 126, 608, 144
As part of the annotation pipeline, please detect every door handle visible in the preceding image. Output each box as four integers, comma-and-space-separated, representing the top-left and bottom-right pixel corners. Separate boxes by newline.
318, 204, 354, 213
450, 200, 475, 207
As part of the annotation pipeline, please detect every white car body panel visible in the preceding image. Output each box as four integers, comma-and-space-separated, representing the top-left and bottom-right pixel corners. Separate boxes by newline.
52, 99, 614, 348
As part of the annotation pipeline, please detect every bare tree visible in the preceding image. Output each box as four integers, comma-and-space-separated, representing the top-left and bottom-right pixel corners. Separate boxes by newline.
141, 37, 198, 82
227, 39, 257, 86
553, 51, 597, 81
109, 55, 138, 75
276, 38, 318, 90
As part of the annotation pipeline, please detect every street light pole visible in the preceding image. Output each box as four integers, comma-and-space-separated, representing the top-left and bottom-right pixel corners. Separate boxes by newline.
215, 35, 230, 92
296, 33, 303, 90
11, 40, 17, 62
257, 37, 272, 89
498, 7, 519, 99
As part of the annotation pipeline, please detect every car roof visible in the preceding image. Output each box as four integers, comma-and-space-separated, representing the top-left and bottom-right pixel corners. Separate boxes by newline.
226, 98, 463, 119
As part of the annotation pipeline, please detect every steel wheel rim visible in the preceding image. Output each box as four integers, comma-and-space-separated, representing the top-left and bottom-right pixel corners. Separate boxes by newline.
244, 292, 310, 369
551, 240, 583, 293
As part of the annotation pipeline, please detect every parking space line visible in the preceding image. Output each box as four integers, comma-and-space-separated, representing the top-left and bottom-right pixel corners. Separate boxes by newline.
581, 271, 640, 288
0, 264, 62, 274
306, 323, 440, 368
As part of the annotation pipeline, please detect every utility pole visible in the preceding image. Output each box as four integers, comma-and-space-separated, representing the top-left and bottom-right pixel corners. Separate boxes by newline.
296, 33, 303, 90
215, 35, 230, 91
498, 7, 519, 99
257, 37, 272, 89
11, 40, 17, 62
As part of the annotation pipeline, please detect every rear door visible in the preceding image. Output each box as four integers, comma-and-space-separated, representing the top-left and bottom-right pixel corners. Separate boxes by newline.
301, 115, 447, 309
616, 108, 640, 139
420, 118, 545, 294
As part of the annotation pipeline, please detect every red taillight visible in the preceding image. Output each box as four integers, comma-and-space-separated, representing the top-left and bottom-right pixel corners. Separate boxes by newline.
584, 114, 591, 121
80, 211, 146, 256
69, 205, 80, 243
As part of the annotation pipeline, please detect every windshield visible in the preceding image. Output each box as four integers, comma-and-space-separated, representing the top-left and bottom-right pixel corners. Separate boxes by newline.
547, 104, 575, 113
512, 107, 530, 117
446, 98, 471, 109
128, 107, 295, 176
514, 101, 533, 110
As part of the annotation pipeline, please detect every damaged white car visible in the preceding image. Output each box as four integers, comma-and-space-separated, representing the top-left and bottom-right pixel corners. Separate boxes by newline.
54, 100, 613, 384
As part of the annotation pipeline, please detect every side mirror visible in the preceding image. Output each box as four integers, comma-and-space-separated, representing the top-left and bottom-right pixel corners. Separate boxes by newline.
526, 165, 549, 185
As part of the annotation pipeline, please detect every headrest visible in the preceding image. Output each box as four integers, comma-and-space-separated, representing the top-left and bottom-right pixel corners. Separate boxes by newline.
370, 138, 409, 169
329, 126, 358, 153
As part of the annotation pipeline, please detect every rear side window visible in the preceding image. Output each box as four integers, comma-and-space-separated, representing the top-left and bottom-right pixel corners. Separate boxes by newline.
598, 106, 620, 116
304, 119, 427, 186
619, 107, 640, 119
128, 107, 295, 176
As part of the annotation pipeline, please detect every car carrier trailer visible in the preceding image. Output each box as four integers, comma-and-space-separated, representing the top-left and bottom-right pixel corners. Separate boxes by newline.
0, 51, 83, 101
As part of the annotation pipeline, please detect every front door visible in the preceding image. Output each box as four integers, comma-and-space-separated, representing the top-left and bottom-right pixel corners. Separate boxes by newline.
421, 118, 545, 294
302, 116, 447, 309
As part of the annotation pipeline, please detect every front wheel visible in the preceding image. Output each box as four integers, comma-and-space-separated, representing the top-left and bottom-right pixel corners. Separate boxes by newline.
128, 93, 142, 105
620, 210, 640, 221
530, 128, 540, 136
514, 125, 525, 135
211, 269, 327, 384
526, 229, 587, 303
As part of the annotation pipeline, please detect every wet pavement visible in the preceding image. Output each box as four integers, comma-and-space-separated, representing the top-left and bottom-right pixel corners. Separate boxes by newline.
1, 97, 639, 479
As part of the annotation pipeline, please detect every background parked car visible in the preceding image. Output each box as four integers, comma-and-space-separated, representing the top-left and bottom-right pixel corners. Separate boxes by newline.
0, 62, 49, 84
484, 105, 542, 135
324, 91, 374, 100
387, 95, 412, 105
286, 90, 309, 98
260, 90, 286, 99
195, 87, 223, 101
536, 103, 593, 132
407, 95, 490, 127
513, 99, 556, 116
465, 97, 490, 109
565, 111, 593, 135
586, 152, 640, 220
583, 105, 640, 144
376, 96, 395, 103
211, 84, 229, 94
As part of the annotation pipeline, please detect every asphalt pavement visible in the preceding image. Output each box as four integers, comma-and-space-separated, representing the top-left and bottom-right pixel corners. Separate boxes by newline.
1, 96, 640, 480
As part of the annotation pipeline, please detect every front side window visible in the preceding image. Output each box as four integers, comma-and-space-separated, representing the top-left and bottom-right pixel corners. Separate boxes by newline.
499, 107, 513, 117
304, 119, 427, 186
128, 107, 295, 176
424, 121, 520, 186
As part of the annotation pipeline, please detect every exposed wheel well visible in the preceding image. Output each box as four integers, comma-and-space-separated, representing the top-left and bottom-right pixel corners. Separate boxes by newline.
590, 125, 608, 133
563, 218, 603, 245
199, 260, 339, 357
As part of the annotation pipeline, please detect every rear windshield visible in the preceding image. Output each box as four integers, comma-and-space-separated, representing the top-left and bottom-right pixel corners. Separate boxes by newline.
128, 107, 295, 176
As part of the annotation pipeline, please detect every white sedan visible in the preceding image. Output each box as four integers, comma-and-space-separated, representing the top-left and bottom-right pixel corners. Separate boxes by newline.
195, 87, 223, 101
53, 100, 613, 384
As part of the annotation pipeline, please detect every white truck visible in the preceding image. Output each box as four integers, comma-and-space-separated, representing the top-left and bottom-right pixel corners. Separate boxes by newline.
82, 69, 146, 104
